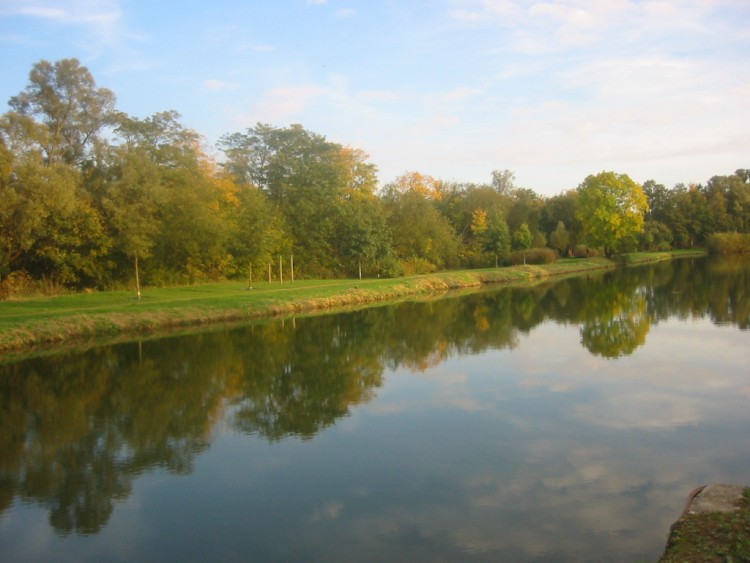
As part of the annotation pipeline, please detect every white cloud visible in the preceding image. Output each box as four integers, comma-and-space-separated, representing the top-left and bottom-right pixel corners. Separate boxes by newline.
2, 0, 122, 28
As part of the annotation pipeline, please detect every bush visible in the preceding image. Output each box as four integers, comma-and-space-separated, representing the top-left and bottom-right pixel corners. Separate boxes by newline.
399, 257, 437, 275
707, 232, 750, 255
510, 247, 559, 265
0, 270, 36, 299
377, 256, 403, 278
573, 245, 601, 258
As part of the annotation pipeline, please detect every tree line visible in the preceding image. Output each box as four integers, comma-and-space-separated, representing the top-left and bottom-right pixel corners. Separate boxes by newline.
1, 58, 749, 295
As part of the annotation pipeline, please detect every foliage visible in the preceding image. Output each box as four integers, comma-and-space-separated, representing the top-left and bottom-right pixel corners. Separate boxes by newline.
573, 245, 600, 258
706, 232, 750, 254
510, 247, 558, 265
512, 223, 533, 251
576, 171, 649, 257
0, 59, 748, 295
550, 221, 571, 255
639, 220, 673, 251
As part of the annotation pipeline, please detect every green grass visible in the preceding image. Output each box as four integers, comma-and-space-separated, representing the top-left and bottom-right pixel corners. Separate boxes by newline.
0, 252, 701, 353
660, 488, 750, 562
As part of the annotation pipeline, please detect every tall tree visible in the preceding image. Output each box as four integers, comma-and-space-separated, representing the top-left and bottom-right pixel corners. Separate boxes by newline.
576, 172, 649, 257
103, 147, 162, 298
218, 124, 379, 276
230, 184, 290, 285
6, 58, 116, 166
491, 168, 516, 195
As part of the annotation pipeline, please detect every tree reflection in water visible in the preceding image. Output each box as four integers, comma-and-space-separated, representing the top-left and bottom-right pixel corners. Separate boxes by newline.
0, 256, 748, 535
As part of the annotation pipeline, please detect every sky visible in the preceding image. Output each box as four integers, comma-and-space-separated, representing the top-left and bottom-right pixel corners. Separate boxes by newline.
1, 0, 749, 195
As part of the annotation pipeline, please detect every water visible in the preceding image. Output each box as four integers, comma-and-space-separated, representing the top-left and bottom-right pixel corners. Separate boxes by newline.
1, 257, 749, 561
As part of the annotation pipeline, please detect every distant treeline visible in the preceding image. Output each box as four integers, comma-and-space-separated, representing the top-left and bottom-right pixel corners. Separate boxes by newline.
1, 58, 749, 296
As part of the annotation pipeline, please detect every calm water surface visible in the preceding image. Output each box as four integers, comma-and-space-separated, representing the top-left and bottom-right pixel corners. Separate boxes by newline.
1, 257, 749, 562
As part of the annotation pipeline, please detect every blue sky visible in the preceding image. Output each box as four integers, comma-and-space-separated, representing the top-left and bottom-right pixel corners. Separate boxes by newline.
1, 0, 749, 195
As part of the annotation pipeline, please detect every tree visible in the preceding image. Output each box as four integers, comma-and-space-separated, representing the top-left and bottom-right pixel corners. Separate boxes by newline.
339, 198, 391, 279
103, 148, 162, 298
230, 185, 290, 285
512, 223, 532, 250
6, 58, 116, 166
383, 188, 459, 272
390, 171, 443, 200
218, 124, 379, 276
576, 171, 649, 257
550, 221, 571, 256
482, 210, 511, 267
491, 168, 516, 195
512, 223, 533, 264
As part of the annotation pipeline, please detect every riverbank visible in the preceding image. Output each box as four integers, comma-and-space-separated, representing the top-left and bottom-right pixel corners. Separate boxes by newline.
660, 485, 750, 561
0, 251, 702, 354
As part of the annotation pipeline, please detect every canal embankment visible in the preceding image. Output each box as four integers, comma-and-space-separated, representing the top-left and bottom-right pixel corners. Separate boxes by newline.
0, 251, 703, 354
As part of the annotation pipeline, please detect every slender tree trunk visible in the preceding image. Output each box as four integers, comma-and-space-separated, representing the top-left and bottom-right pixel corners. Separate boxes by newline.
291, 254, 294, 283
134, 252, 141, 300
279, 255, 283, 283
248, 261, 253, 288
358, 256, 362, 280
268, 263, 272, 284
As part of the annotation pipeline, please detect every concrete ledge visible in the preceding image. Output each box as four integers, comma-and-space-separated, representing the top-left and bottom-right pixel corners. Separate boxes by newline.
687, 484, 746, 515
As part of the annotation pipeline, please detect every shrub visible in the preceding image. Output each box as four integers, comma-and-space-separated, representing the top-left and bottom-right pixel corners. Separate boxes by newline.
399, 257, 437, 275
0, 270, 36, 299
573, 245, 600, 258
510, 247, 559, 265
707, 232, 750, 255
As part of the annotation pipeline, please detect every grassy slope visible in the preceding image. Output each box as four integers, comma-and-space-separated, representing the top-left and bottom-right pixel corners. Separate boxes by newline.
0, 253, 699, 353
660, 488, 750, 562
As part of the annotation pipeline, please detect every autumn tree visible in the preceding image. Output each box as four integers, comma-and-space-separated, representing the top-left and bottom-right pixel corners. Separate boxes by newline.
576, 172, 649, 257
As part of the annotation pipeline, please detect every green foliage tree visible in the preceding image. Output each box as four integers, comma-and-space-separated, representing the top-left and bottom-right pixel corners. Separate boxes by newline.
218, 124, 378, 276
231, 184, 290, 285
382, 187, 459, 272
576, 171, 649, 257
512, 223, 533, 250
550, 221, 571, 256
483, 210, 511, 267
0, 153, 108, 286
6, 58, 116, 165
103, 147, 162, 298
338, 197, 392, 279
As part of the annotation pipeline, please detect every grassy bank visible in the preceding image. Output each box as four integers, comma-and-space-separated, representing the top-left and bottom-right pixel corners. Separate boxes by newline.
0, 252, 701, 353
660, 488, 750, 562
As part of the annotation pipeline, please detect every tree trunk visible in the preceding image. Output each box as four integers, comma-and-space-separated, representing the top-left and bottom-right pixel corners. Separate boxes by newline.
134, 252, 141, 300
358, 256, 362, 280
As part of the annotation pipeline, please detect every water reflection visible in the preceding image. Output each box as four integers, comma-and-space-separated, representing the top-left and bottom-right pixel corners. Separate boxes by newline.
0, 256, 748, 557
